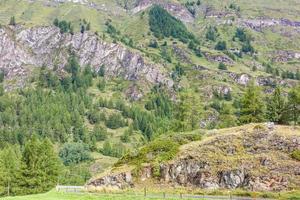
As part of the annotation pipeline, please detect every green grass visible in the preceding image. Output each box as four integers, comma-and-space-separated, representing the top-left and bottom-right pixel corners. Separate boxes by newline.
2, 189, 300, 200
1, 191, 195, 200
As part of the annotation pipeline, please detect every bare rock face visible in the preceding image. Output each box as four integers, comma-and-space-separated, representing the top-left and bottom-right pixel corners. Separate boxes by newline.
87, 171, 133, 190
0, 26, 173, 89
204, 52, 234, 65
240, 18, 300, 32
272, 50, 300, 63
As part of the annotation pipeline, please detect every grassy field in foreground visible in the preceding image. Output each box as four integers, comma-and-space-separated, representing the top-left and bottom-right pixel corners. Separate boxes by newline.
1, 192, 157, 200
1, 191, 197, 200
1, 190, 300, 200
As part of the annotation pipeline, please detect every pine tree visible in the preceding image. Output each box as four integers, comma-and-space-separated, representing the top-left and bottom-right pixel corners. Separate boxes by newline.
239, 82, 265, 124
38, 139, 61, 191
19, 136, 44, 194
266, 87, 286, 124
0, 145, 22, 196
287, 87, 300, 125
20, 136, 61, 194
9, 16, 16, 26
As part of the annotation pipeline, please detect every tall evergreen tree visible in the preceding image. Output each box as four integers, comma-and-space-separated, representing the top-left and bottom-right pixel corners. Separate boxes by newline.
266, 87, 286, 124
287, 87, 300, 125
239, 82, 265, 124
0, 145, 21, 196
20, 137, 61, 195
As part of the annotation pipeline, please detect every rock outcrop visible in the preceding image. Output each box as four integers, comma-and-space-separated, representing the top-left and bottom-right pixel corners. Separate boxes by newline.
159, 124, 300, 191
88, 125, 300, 192
87, 170, 133, 190
0, 26, 173, 89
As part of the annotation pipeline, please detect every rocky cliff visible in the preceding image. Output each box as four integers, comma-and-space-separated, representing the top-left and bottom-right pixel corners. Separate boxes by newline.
87, 124, 300, 192
0, 26, 173, 89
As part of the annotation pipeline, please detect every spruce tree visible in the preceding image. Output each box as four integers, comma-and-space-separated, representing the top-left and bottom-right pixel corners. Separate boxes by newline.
0, 145, 22, 196
287, 87, 300, 125
239, 82, 265, 124
9, 16, 16, 26
20, 137, 61, 194
266, 86, 286, 124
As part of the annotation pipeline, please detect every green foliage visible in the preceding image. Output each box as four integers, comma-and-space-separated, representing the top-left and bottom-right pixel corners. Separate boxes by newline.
206, 26, 218, 41
119, 138, 179, 166
241, 41, 255, 54
0, 71, 4, 83
145, 87, 173, 118
0, 144, 21, 196
266, 87, 286, 124
105, 113, 126, 129
281, 70, 300, 80
0, 137, 62, 196
218, 62, 227, 70
101, 141, 126, 158
98, 65, 105, 77
217, 103, 237, 128
97, 79, 106, 91
234, 28, 248, 42
172, 63, 185, 81
105, 21, 119, 38
160, 46, 172, 63
149, 5, 196, 43
9, 16, 16, 26
92, 125, 107, 141
175, 92, 203, 131
148, 39, 158, 48
291, 150, 300, 161
120, 127, 133, 143
286, 86, 300, 125
215, 41, 227, 51
59, 142, 92, 166
53, 19, 72, 33
185, 1, 196, 16
239, 82, 265, 124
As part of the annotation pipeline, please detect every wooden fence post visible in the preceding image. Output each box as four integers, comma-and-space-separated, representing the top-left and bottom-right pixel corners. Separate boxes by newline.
144, 187, 147, 197
163, 192, 166, 198
180, 193, 183, 199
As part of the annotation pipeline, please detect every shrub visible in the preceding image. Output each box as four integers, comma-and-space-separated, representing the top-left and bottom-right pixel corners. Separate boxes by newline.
92, 125, 107, 141
105, 113, 126, 129
101, 141, 126, 158
215, 41, 227, 51
291, 150, 300, 161
59, 142, 92, 166
253, 124, 266, 131
218, 62, 227, 70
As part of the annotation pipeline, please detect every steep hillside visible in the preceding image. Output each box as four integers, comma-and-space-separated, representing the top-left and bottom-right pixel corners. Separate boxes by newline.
0, 0, 299, 197
87, 124, 300, 192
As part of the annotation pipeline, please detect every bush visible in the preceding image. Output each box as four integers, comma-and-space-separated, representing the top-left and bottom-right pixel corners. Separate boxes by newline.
215, 41, 227, 51
291, 150, 300, 161
105, 113, 126, 129
92, 125, 107, 141
118, 138, 180, 166
101, 141, 126, 158
59, 142, 92, 166
218, 62, 227, 70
